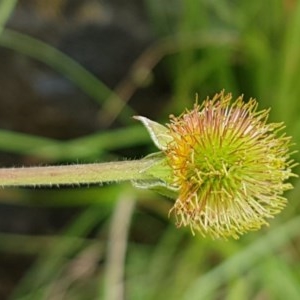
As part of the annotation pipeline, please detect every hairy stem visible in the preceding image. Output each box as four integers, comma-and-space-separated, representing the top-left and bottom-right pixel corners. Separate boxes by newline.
0, 159, 157, 187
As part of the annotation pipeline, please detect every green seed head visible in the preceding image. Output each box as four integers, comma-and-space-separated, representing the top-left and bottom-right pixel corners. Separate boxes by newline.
136, 91, 297, 239
165, 91, 296, 239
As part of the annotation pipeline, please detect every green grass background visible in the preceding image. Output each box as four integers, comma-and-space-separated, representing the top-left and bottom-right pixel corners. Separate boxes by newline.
1, 0, 300, 299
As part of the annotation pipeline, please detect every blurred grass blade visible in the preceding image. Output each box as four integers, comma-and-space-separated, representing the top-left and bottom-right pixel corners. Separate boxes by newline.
9, 204, 109, 299
0, 28, 133, 119
259, 254, 300, 299
0, 129, 60, 157
276, 1, 300, 124
183, 216, 300, 300
0, 125, 148, 161
47, 125, 148, 160
104, 193, 136, 300
0, 0, 17, 34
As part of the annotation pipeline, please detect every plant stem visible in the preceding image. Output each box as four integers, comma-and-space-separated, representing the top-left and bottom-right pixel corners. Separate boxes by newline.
0, 159, 157, 187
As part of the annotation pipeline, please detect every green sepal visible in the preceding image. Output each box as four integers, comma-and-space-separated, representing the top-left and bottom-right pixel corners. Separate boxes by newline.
132, 152, 177, 199
134, 116, 173, 150
133, 179, 178, 199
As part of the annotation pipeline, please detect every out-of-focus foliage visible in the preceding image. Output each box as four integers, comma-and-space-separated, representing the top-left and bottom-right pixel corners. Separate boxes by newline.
0, 0, 299, 299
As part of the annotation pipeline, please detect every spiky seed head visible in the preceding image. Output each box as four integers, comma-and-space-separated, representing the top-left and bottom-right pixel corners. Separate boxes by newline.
164, 91, 297, 239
